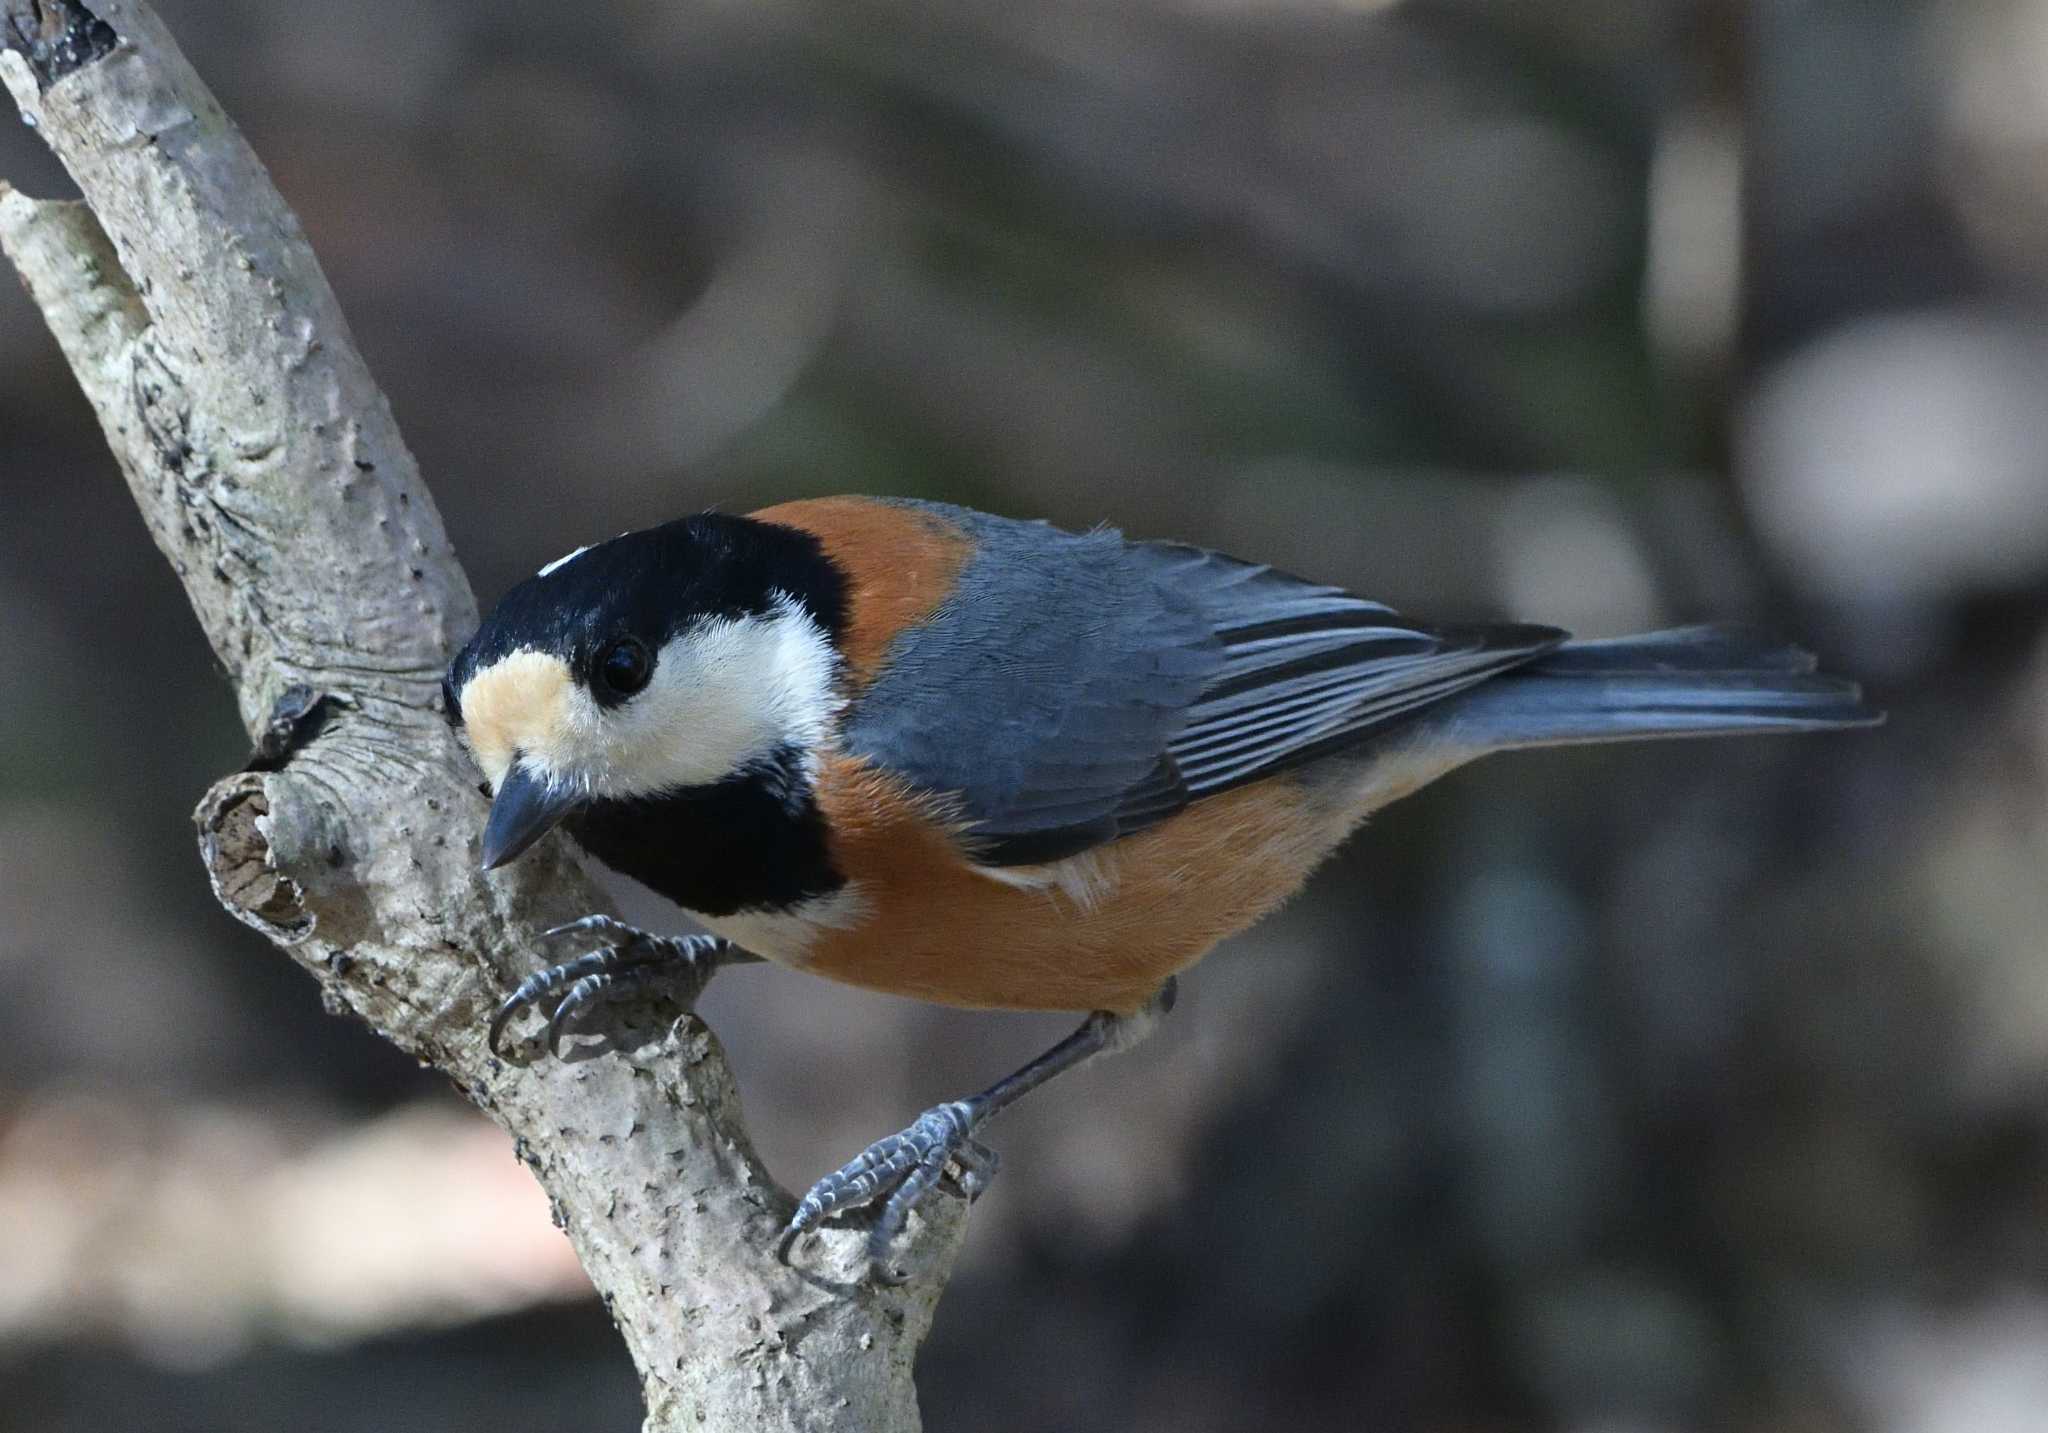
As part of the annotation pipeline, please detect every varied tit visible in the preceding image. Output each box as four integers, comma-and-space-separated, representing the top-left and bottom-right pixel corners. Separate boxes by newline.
444, 496, 1878, 1272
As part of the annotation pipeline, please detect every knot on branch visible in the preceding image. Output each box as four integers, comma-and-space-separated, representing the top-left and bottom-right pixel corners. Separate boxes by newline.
196, 775, 314, 943
5, 1, 972, 1417
244, 684, 340, 772
4, 0, 117, 88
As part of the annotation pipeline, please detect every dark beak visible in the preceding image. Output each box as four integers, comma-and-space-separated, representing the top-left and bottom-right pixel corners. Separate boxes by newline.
480, 764, 583, 870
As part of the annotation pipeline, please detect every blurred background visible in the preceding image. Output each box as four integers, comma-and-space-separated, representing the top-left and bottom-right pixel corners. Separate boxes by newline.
3, 0, 2045, 1429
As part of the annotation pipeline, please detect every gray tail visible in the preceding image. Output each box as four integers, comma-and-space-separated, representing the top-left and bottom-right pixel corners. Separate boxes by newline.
1438, 624, 1882, 751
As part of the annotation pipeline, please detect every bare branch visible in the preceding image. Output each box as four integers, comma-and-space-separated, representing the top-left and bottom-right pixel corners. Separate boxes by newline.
0, 3, 965, 1427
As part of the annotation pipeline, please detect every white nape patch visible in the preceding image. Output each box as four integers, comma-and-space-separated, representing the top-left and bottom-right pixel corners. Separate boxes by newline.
685, 884, 870, 966
972, 848, 1121, 912
537, 544, 593, 578
537, 592, 842, 800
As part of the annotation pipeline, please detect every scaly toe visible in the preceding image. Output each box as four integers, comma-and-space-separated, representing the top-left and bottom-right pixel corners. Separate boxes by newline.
783, 1100, 990, 1275
489, 920, 738, 1060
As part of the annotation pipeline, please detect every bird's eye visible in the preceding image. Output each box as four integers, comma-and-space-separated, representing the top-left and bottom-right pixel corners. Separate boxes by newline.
597, 637, 653, 697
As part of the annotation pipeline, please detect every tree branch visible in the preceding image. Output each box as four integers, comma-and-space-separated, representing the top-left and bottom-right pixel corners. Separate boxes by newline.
0, 3, 965, 1427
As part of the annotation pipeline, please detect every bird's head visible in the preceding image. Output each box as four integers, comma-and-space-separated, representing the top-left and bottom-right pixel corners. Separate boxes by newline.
444, 515, 847, 869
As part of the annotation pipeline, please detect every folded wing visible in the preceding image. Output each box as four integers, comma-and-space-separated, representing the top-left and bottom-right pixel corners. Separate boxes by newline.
841, 502, 1562, 866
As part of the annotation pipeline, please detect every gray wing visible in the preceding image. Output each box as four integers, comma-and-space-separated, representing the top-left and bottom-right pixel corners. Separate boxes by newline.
1133, 543, 1564, 799
841, 502, 1564, 866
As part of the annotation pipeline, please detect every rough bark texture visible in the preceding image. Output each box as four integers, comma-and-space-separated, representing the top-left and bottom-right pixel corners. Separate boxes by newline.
0, 3, 964, 1427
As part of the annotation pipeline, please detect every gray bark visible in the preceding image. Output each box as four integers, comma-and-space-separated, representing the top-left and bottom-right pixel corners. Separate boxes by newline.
0, 3, 965, 1427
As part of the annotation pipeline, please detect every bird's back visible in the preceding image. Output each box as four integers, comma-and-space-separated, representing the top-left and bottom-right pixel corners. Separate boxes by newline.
728, 498, 1875, 1013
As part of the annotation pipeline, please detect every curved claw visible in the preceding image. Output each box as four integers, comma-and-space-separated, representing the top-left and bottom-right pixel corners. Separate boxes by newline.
539, 914, 632, 946
488, 994, 523, 1059
781, 1100, 991, 1278
868, 1148, 954, 1265
547, 973, 608, 1058
487, 918, 745, 1060
493, 958, 585, 1056
779, 990, 1170, 1278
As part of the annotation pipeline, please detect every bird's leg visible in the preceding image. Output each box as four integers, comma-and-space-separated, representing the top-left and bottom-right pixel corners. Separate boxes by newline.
489, 914, 762, 1059
784, 977, 1177, 1279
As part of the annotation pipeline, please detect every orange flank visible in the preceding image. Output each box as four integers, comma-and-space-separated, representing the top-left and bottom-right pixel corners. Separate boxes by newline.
804, 753, 1342, 1014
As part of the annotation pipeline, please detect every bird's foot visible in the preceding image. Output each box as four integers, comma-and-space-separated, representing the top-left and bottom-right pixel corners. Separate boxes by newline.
489, 915, 754, 1059
783, 1099, 1000, 1281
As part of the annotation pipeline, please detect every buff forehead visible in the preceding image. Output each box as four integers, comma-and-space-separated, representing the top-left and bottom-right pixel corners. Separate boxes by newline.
458, 650, 576, 788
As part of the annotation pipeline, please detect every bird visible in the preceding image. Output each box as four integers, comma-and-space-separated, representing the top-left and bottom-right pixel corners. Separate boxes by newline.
443, 494, 1878, 1275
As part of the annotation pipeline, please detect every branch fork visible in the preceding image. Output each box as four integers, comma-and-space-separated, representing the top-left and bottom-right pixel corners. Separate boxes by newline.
0, 3, 963, 1426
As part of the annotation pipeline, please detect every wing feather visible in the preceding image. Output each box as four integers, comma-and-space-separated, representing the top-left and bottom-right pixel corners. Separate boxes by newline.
838, 503, 1562, 866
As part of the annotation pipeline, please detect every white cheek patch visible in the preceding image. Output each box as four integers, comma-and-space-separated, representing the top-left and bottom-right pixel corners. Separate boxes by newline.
538, 594, 842, 799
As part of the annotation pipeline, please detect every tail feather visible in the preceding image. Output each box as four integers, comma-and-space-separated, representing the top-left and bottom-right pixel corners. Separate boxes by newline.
1437, 624, 1881, 751
1529, 623, 1819, 675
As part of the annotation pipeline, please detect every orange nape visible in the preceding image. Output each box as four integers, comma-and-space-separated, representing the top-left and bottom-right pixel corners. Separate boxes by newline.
751, 497, 975, 691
